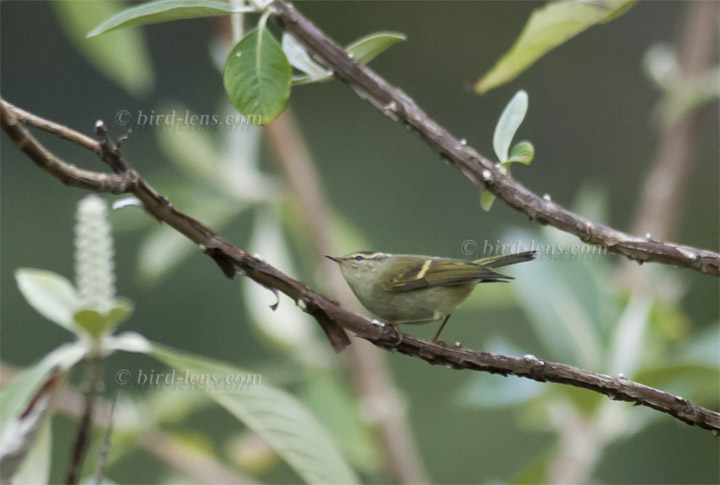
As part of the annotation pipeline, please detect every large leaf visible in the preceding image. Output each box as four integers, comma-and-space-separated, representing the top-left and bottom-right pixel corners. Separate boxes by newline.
475, 0, 635, 94
0, 342, 87, 429
15, 269, 81, 332
87, 0, 238, 37
14, 416, 52, 485
346, 31, 407, 65
493, 90, 528, 163
224, 27, 292, 125
150, 344, 358, 484
505, 229, 604, 368
299, 372, 379, 472
53, 0, 153, 97
0, 373, 61, 484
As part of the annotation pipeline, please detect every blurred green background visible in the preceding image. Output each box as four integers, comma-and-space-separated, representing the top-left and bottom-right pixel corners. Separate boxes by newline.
1, 1, 718, 484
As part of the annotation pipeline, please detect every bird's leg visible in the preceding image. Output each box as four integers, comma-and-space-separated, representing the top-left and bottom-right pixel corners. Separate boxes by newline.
390, 323, 403, 346
432, 314, 452, 342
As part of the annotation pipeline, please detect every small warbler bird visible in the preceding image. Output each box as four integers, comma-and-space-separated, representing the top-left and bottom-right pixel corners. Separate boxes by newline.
326, 250, 536, 342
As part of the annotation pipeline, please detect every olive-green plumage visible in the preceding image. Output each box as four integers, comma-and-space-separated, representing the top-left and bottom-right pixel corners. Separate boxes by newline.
326, 250, 536, 341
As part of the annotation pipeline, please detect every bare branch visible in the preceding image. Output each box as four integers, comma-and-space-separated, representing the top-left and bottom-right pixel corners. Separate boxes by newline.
2, 98, 718, 433
269, 1, 720, 277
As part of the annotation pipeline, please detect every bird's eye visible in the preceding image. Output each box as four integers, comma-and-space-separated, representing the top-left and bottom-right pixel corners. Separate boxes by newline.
354, 255, 363, 261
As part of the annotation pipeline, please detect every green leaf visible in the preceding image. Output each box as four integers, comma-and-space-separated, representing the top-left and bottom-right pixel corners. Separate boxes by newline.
282, 33, 332, 83
480, 189, 496, 211
0, 373, 59, 484
224, 27, 292, 125
52, 0, 153, 97
507, 140, 535, 165
73, 309, 105, 337
15, 416, 52, 485
104, 331, 154, 354
150, 344, 358, 484
346, 31, 407, 65
285, 31, 406, 86
87, 0, 237, 37
504, 229, 604, 368
299, 372, 379, 472
0, 342, 87, 429
15, 269, 81, 332
493, 90, 528, 163
475, 0, 635, 94
73, 298, 134, 337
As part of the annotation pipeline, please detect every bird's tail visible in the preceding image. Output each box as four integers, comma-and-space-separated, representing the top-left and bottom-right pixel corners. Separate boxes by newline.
474, 250, 536, 268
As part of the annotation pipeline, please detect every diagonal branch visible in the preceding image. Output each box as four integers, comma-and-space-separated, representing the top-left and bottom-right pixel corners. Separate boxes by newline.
1, 98, 718, 433
270, 1, 720, 278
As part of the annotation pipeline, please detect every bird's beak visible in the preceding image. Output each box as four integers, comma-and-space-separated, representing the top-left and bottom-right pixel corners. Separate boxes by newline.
324, 255, 342, 263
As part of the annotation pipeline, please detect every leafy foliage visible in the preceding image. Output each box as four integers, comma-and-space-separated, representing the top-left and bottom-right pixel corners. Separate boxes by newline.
482, 90, 535, 211
86, 0, 238, 37
224, 26, 292, 125
53, 0, 153, 96
475, 0, 635, 94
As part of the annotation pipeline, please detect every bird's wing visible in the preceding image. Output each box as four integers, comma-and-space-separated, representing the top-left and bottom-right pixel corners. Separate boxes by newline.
384, 257, 512, 292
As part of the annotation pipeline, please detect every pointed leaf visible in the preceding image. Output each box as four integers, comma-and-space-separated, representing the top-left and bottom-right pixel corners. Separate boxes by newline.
0, 342, 87, 429
493, 90, 528, 163
103, 331, 153, 354
507, 140, 535, 165
299, 372, 379, 472
0, 372, 63, 483
87, 0, 238, 37
15, 269, 81, 332
282, 33, 332, 81
475, 0, 635, 94
15, 416, 52, 485
480, 189, 496, 211
224, 27, 292, 125
346, 32, 406, 65
150, 344, 358, 484
53, 0, 153, 97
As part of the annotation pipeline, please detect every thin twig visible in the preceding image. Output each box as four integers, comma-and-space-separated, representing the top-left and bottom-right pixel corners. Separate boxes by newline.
65, 348, 102, 484
1, 99, 718, 432
265, 110, 428, 484
94, 395, 117, 485
269, 1, 720, 277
